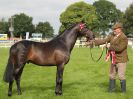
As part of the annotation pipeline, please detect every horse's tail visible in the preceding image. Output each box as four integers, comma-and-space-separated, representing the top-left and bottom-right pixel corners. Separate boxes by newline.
3, 45, 16, 83
3, 41, 29, 83
3, 56, 14, 83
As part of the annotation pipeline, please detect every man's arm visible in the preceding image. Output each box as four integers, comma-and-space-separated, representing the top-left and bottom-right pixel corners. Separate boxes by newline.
93, 35, 111, 46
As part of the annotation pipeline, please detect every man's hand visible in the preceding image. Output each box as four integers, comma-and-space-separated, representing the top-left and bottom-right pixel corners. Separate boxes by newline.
86, 41, 93, 46
86, 40, 94, 48
106, 43, 110, 49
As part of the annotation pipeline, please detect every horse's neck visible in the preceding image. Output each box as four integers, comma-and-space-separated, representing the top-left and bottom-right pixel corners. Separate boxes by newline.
61, 29, 78, 51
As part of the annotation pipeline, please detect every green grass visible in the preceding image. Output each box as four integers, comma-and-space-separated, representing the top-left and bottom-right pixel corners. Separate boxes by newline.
0, 47, 133, 99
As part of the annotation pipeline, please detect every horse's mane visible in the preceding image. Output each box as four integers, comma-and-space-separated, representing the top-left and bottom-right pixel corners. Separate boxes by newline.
53, 23, 78, 39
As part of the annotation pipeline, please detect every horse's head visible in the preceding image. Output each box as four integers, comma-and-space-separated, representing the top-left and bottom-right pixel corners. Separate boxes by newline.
77, 23, 95, 41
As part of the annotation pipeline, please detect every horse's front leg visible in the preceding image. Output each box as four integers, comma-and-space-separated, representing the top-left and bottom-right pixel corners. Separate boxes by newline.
55, 64, 64, 95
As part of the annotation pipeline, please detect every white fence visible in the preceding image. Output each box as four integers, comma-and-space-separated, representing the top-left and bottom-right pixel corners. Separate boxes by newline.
0, 38, 133, 48
0, 40, 15, 48
0, 39, 87, 48
128, 38, 133, 49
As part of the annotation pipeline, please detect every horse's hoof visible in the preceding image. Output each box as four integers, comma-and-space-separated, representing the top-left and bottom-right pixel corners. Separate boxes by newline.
8, 92, 12, 96
55, 92, 62, 96
18, 92, 22, 95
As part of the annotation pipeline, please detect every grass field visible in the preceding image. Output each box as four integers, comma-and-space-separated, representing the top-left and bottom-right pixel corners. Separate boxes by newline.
0, 47, 133, 99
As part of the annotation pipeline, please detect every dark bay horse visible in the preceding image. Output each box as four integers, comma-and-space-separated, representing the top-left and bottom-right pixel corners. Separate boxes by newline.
3, 23, 94, 96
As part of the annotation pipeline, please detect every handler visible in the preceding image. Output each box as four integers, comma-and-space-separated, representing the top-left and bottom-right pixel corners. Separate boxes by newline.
87, 22, 128, 92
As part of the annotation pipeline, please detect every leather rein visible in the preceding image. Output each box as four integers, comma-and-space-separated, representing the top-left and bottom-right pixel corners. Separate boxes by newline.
89, 43, 108, 62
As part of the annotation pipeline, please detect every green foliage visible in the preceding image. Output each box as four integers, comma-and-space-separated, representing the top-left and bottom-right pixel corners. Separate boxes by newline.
35, 22, 54, 38
122, 3, 133, 35
59, 1, 97, 33
12, 13, 35, 38
93, 0, 122, 36
0, 18, 9, 34
0, 47, 133, 99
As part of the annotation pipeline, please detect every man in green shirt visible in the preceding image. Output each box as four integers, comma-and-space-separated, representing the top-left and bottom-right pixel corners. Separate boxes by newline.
87, 22, 128, 92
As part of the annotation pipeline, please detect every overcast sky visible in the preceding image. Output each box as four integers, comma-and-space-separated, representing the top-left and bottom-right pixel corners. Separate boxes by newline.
0, 0, 133, 34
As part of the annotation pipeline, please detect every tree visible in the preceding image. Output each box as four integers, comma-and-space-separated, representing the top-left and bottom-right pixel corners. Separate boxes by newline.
122, 3, 133, 36
35, 22, 54, 38
0, 18, 9, 34
59, 1, 97, 33
93, 0, 122, 36
12, 13, 35, 38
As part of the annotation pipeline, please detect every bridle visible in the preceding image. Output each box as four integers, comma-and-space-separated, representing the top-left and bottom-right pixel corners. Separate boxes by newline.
79, 23, 92, 39
79, 23, 85, 31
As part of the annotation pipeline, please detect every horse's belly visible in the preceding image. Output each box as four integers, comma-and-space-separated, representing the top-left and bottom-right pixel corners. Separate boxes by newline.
27, 50, 56, 66
27, 49, 70, 66
29, 56, 56, 66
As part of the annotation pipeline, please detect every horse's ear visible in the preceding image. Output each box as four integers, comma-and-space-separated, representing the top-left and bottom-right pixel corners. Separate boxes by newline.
83, 23, 86, 26
81, 20, 85, 23
80, 21, 86, 26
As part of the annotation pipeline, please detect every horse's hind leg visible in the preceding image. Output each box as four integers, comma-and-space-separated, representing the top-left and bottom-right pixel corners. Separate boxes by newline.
8, 81, 14, 96
55, 63, 64, 95
14, 46, 27, 95
14, 64, 25, 95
